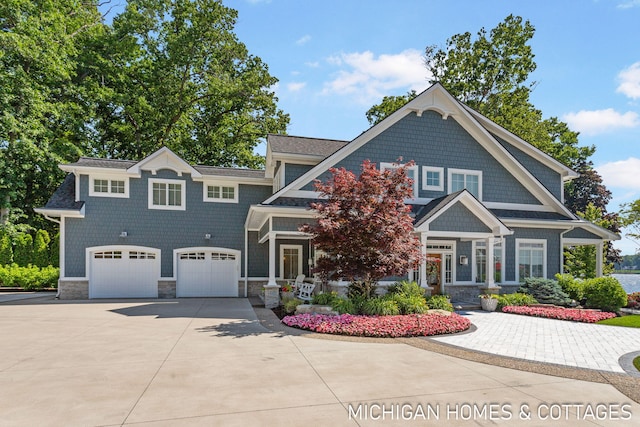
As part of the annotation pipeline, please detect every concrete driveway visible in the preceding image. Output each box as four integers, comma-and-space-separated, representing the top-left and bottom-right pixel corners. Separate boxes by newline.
1, 296, 639, 426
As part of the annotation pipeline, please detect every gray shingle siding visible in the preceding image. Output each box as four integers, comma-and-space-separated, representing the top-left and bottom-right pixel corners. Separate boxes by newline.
329, 111, 541, 204
564, 227, 601, 239
64, 170, 271, 277
502, 228, 562, 282
272, 217, 305, 232
429, 202, 491, 233
285, 164, 314, 186
493, 134, 563, 200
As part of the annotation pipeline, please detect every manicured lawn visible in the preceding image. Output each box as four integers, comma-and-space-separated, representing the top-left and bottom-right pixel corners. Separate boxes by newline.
596, 315, 640, 328
634, 356, 640, 372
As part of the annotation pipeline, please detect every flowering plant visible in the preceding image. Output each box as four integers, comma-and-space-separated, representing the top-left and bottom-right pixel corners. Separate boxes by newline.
501, 305, 616, 323
281, 283, 294, 293
281, 312, 470, 337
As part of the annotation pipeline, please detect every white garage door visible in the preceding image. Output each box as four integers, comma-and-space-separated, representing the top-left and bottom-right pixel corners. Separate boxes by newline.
89, 248, 160, 298
176, 250, 239, 297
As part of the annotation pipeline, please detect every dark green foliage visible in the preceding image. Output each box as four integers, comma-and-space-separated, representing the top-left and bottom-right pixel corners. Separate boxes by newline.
13, 233, 33, 267
33, 229, 51, 268
361, 298, 400, 316
386, 280, 426, 298
282, 296, 303, 315
426, 295, 454, 312
49, 232, 60, 266
390, 294, 429, 314
331, 298, 356, 315
496, 293, 538, 310
312, 292, 340, 306
582, 277, 628, 312
347, 281, 378, 299
518, 278, 572, 306
0, 231, 13, 265
555, 273, 584, 302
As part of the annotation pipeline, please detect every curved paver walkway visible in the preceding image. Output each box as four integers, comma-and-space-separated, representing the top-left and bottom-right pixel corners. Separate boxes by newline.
432, 311, 640, 373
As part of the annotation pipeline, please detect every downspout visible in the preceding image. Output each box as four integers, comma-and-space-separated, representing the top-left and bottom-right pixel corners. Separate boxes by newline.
559, 227, 574, 276
244, 227, 248, 298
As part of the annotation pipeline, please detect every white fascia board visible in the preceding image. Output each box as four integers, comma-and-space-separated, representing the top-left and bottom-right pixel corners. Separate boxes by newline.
271, 152, 326, 165
127, 146, 202, 178
463, 105, 579, 180
34, 207, 85, 219
193, 175, 272, 186
572, 220, 621, 241
59, 165, 139, 177
483, 201, 556, 212
245, 205, 316, 230
502, 218, 619, 241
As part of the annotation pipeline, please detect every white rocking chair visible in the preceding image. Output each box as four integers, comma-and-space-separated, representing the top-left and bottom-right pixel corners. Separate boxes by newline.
296, 281, 316, 302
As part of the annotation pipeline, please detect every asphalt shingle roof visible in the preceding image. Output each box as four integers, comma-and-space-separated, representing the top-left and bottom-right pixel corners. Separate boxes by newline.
268, 134, 348, 157
44, 174, 84, 210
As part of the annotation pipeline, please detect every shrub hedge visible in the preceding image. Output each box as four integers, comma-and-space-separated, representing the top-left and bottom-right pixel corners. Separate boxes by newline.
582, 276, 627, 312
0, 264, 59, 290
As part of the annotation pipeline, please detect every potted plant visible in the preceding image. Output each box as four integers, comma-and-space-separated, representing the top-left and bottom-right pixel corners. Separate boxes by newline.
281, 283, 294, 299
479, 294, 499, 312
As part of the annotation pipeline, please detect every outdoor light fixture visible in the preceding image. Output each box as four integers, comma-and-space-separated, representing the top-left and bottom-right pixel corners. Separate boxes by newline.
119, 231, 128, 238
459, 255, 468, 265
204, 233, 211, 240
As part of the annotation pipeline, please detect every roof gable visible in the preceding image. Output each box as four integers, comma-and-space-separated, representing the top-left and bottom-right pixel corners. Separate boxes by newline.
127, 147, 202, 178
263, 84, 574, 218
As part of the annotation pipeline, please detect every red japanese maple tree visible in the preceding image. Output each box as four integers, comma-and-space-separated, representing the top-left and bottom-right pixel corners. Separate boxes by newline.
300, 160, 423, 287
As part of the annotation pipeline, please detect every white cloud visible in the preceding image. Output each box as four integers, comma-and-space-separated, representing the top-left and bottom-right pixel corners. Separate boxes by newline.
617, 61, 640, 99
562, 108, 639, 135
617, 0, 640, 9
322, 49, 430, 104
597, 157, 640, 191
296, 35, 311, 46
305, 61, 320, 68
287, 82, 306, 92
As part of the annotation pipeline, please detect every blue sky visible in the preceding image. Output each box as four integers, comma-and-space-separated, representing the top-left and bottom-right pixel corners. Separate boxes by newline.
105, 0, 640, 254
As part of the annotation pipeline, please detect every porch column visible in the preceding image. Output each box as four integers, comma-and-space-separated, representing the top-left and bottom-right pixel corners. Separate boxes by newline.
485, 237, 495, 287
267, 233, 277, 287
419, 233, 427, 288
596, 241, 604, 277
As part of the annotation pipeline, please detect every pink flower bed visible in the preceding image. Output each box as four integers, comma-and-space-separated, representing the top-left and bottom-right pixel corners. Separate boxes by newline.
281, 312, 471, 337
501, 305, 617, 323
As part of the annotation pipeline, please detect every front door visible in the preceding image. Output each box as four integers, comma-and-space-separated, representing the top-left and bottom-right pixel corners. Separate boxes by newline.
426, 254, 442, 294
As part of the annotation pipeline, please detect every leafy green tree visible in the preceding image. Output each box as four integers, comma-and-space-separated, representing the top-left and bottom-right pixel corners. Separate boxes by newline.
13, 232, 33, 266
49, 232, 60, 267
87, 0, 289, 167
563, 204, 616, 278
0, 231, 13, 265
620, 199, 640, 251
0, 0, 103, 230
33, 229, 51, 267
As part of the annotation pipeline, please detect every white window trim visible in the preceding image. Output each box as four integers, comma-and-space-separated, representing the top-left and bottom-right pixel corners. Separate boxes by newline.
89, 175, 129, 198
447, 168, 482, 200
422, 166, 444, 191
380, 162, 419, 197
515, 238, 547, 282
148, 178, 186, 211
472, 239, 504, 283
203, 181, 239, 203
280, 244, 303, 280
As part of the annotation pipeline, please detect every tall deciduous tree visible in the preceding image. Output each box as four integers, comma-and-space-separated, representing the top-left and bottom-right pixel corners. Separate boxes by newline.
300, 160, 423, 287
87, 0, 289, 167
620, 199, 640, 251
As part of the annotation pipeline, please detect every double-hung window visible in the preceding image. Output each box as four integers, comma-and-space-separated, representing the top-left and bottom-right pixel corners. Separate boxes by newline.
516, 239, 546, 281
380, 162, 419, 197
203, 183, 238, 203
422, 166, 444, 191
448, 168, 482, 199
89, 176, 129, 198
149, 178, 185, 210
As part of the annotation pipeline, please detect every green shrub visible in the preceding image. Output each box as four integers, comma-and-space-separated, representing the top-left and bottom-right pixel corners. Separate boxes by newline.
0, 264, 59, 289
282, 296, 303, 314
386, 280, 425, 298
13, 233, 33, 267
555, 273, 584, 302
348, 295, 368, 314
331, 297, 356, 314
50, 232, 60, 266
426, 295, 454, 312
390, 293, 428, 314
347, 280, 377, 299
496, 292, 538, 310
0, 231, 13, 265
33, 229, 51, 268
518, 278, 571, 306
582, 277, 627, 312
361, 298, 400, 316
312, 291, 340, 305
